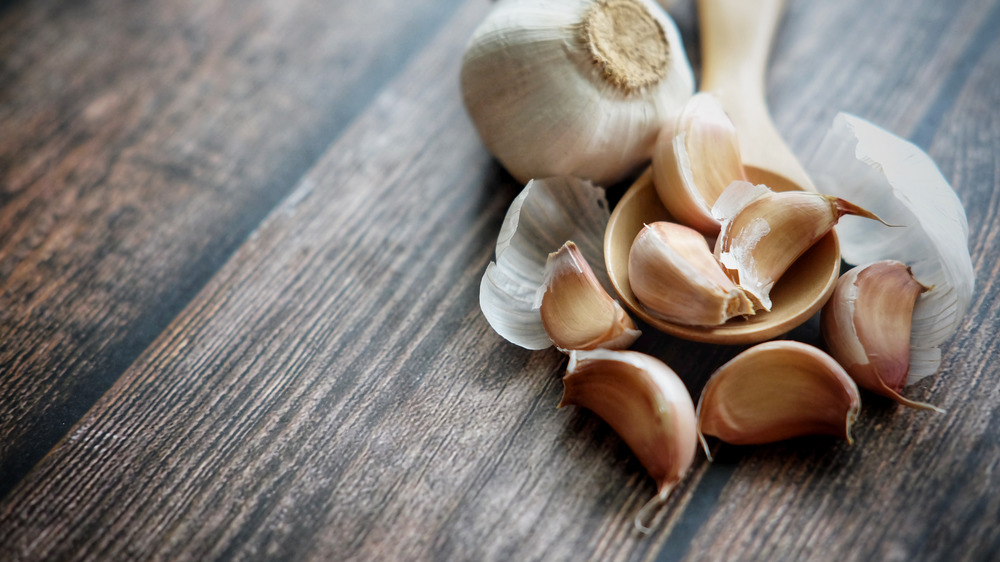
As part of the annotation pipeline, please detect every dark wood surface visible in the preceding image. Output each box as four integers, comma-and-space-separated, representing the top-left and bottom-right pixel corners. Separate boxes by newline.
1, 0, 997, 559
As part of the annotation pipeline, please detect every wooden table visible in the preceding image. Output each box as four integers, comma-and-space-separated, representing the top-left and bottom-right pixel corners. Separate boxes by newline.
1, 0, 998, 559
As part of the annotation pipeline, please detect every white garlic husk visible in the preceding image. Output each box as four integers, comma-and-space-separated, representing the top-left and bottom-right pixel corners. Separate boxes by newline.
810, 113, 975, 383
460, 0, 695, 186
480, 177, 618, 349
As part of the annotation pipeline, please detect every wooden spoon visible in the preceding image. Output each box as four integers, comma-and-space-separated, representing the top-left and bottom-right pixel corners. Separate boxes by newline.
603, 0, 840, 344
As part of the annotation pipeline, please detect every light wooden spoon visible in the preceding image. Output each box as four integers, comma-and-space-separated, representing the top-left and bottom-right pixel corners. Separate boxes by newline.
603, 0, 840, 344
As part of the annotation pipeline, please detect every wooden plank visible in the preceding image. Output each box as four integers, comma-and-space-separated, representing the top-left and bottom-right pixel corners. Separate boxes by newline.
0, 0, 461, 495
0, 0, 997, 561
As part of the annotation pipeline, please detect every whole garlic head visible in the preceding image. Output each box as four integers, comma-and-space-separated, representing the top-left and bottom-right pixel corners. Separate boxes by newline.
460, 0, 694, 186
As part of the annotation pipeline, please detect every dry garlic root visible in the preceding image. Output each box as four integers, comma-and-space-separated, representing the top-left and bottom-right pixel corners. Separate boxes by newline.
821, 260, 943, 412
561, 349, 697, 533
696, 341, 861, 457
628, 221, 753, 326
460, 0, 694, 185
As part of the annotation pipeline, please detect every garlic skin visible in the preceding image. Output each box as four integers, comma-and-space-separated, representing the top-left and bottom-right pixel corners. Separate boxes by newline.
460, 0, 694, 186
696, 341, 861, 457
539, 242, 640, 351
822, 261, 941, 412
561, 348, 697, 531
712, 181, 884, 311
628, 221, 753, 325
481, 177, 611, 349
652, 92, 747, 234
810, 113, 975, 383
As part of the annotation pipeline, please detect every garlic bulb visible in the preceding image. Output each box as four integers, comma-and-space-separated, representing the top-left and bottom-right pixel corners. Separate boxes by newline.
480, 177, 616, 349
460, 0, 694, 186
561, 348, 697, 532
810, 113, 975, 383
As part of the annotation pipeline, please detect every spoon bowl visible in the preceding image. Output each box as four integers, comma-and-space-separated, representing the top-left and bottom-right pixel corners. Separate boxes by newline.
604, 169, 839, 345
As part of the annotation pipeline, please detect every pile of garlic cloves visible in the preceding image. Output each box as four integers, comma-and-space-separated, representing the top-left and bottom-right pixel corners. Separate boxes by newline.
468, 0, 974, 535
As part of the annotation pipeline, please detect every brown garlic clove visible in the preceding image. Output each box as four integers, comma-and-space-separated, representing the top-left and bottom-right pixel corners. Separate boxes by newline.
539, 241, 640, 351
628, 221, 754, 326
561, 349, 697, 532
696, 340, 861, 457
821, 260, 941, 412
652, 92, 747, 235
712, 181, 886, 311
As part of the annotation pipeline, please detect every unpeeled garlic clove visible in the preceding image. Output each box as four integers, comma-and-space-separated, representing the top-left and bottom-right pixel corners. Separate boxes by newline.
810, 112, 975, 383
652, 92, 747, 235
821, 260, 941, 412
480, 177, 611, 350
561, 348, 697, 532
696, 341, 861, 457
712, 181, 885, 311
628, 221, 754, 326
539, 241, 641, 351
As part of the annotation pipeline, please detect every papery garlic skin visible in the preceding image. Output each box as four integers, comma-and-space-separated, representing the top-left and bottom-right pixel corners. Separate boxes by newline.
539, 242, 640, 351
810, 113, 975, 383
712, 181, 883, 311
460, 0, 694, 185
480, 178, 611, 349
653, 92, 747, 234
821, 261, 940, 411
561, 349, 697, 499
628, 221, 753, 325
696, 341, 861, 456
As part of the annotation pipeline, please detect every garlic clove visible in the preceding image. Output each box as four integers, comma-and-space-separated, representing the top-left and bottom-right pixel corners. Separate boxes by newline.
810, 113, 975, 383
480, 177, 611, 350
712, 181, 885, 311
652, 92, 747, 234
628, 221, 754, 326
460, 0, 694, 185
821, 260, 941, 412
696, 341, 861, 457
539, 242, 641, 351
561, 348, 697, 532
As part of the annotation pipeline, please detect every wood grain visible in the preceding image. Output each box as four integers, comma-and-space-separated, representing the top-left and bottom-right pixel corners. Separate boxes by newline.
0, 0, 997, 560
0, 0, 462, 495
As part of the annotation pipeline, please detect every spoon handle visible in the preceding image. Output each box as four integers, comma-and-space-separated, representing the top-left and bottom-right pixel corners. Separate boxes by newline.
698, 0, 815, 191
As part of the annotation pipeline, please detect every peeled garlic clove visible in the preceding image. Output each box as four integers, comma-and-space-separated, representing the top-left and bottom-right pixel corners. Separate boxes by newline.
460, 0, 694, 185
696, 341, 861, 455
652, 92, 747, 235
562, 348, 697, 532
628, 221, 753, 326
539, 242, 640, 351
712, 181, 885, 311
481, 178, 611, 350
810, 113, 975, 383
821, 261, 941, 412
